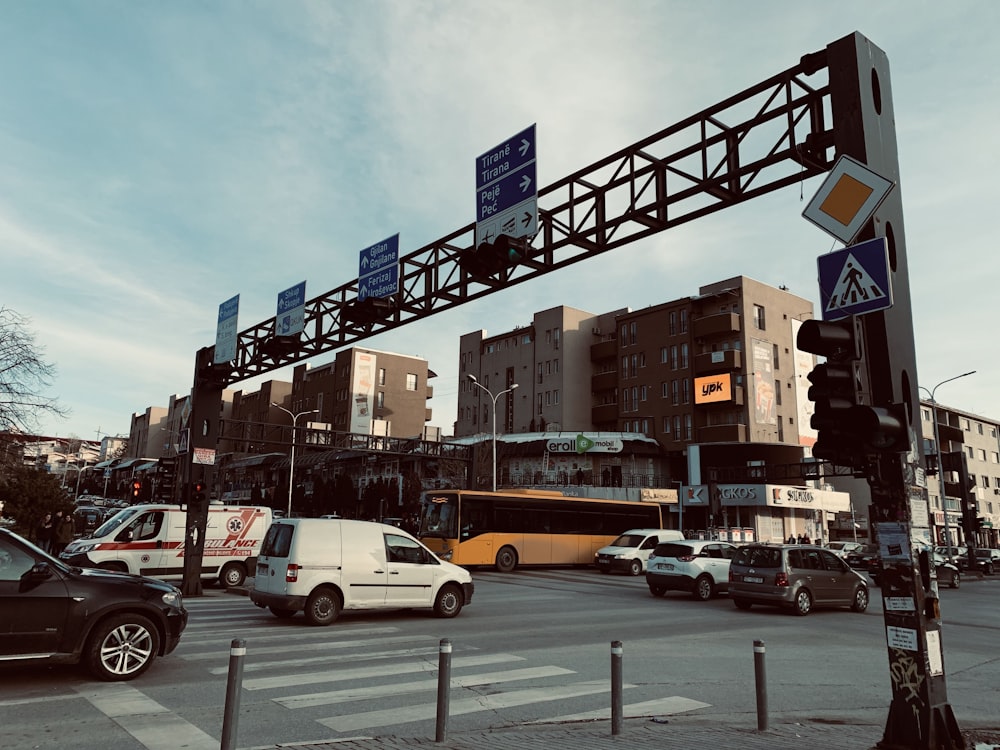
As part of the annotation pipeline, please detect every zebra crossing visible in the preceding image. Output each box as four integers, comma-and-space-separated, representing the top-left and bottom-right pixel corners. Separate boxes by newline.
179, 594, 711, 738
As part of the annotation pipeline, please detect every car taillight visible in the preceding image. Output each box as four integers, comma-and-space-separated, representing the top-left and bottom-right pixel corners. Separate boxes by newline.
676, 555, 697, 562
775, 571, 789, 587
286, 563, 300, 583
729, 570, 735, 583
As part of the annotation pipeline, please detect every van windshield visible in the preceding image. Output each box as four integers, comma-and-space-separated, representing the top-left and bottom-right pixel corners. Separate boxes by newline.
609, 534, 645, 548
91, 507, 140, 539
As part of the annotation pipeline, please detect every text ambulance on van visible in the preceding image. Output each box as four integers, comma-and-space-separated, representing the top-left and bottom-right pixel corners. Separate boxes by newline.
61, 503, 272, 588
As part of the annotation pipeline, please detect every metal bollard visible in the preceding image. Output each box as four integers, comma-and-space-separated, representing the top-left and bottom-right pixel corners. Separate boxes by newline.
221, 638, 246, 750
611, 640, 623, 736
435, 638, 452, 742
753, 639, 768, 731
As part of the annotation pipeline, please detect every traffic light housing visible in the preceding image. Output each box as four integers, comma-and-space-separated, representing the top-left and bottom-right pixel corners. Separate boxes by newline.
191, 481, 207, 510
131, 479, 142, 499
459, 234, 529, 281
342, 296, 394, 325
797, 316, 911, 467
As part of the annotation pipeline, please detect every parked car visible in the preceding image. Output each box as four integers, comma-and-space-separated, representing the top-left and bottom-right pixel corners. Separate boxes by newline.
728, 543, 869, 616
72, 505, 106, 537
956, 548, 999, 576
826, 541, 865, 558
868, 551, 960, 589
0, 527, 188, 680
645, 539, 739, 600
843, 543, 879, 570
594, 529, 684, 576
934, 545, 967, 564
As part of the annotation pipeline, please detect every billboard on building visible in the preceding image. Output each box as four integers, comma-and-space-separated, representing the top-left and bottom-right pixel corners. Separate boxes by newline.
694, 373, 733, 404
751, 339, 776, 426
350, 350, 376, 435
790, 318, 817, 447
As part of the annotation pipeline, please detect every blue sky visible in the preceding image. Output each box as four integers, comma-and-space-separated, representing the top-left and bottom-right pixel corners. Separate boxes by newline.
2, 1, 998, 442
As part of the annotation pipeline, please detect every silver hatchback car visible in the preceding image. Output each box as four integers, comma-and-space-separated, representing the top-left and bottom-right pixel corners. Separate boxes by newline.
728, 543, 869, 616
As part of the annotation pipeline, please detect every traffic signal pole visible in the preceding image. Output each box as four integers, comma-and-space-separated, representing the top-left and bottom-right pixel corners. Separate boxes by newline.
823, 34, 962, 748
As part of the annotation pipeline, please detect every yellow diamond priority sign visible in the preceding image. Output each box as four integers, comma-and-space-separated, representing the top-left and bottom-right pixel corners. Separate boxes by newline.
802, 155, 894, 245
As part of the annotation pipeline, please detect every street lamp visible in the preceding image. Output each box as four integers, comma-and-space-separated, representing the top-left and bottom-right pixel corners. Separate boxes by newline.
467, 374, 518, 492
271, 403, 319, 517
920, 370, 976, 558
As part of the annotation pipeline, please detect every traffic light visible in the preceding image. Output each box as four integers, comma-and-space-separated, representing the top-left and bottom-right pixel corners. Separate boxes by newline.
342, 296, 394, 325
797, 317, 864, 467
191, 481, 207, 510
131, 479, 142, 499
459, 234, 529, 281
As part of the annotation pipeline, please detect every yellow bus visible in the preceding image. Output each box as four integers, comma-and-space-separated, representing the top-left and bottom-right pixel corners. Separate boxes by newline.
418, 489, 665, 572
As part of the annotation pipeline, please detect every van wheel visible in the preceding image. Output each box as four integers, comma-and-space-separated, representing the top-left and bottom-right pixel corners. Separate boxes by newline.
628, 559, 643, 577
219, 562, 246, 588
269, 607, 296, 619
305, 588, 342, 626
434, 584, 463, 618
84, 613, 159, 681
793, 588, 813, 616
693, 574, 715, 601
99, 562, 128, 574
495, 546, 518, 573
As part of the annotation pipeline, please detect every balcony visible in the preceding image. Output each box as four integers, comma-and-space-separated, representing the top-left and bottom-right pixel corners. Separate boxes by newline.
693, 349, 743, 375
591, 371, 617, 391
693, 312, 741, 340
591, 403, 618, 424
590, 339, 616, 361
697, 423, 749, 443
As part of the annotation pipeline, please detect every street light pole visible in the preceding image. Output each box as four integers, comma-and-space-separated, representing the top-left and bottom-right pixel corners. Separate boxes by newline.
467, 375, 518, 492
271, 403, 318, 517
920, 370, 976, 559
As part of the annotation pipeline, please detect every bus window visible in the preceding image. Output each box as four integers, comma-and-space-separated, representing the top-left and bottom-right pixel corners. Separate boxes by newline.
421, 496, 457, 538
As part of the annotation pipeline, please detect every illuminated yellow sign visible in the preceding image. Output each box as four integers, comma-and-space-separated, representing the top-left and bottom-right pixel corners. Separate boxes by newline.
695, 373, 733, 404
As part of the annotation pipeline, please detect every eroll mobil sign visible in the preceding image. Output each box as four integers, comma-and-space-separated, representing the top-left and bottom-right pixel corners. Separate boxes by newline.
547, 434, 623, 454
694, 373, 733, 404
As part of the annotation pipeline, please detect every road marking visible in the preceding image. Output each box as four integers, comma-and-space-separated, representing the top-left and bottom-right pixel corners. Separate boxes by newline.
74, 683, 216, 750
277, 665, 574, 709
317, 680, 630, 733
532, 695, 711, 723
183, 632, 432, 662
179, 625, 401, 650
245, 652, 523, 691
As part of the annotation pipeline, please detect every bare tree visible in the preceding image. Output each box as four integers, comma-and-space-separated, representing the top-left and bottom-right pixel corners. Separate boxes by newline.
0, 306, 68, 432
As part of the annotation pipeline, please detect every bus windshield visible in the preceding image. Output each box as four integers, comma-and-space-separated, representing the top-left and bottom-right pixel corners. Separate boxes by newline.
420, 494, 457, 539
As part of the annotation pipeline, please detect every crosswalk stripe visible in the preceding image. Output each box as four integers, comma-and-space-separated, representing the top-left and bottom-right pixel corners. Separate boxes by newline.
179, 626, 401, 651
533, 695, 712, 723
244, 652, 523, 691
75, 683, 217, 750
184, 632, 433, 662
317, 680, 632, 733
277, 665, 575, 709
208, 643, 464, 675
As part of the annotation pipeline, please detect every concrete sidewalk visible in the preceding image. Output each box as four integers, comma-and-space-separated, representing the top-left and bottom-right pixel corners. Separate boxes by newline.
251, 715, 951, 750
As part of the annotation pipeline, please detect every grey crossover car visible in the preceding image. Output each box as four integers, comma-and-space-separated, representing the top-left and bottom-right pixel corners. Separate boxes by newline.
728, 543, 869, 616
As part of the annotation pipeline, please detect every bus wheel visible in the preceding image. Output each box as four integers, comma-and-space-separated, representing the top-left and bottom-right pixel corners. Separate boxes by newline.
495, 546, 518, 573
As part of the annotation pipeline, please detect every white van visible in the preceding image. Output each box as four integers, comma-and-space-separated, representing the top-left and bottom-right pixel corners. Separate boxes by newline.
594, 528, 684, 576
251, 518, 474, 625
61, 503, 271, 588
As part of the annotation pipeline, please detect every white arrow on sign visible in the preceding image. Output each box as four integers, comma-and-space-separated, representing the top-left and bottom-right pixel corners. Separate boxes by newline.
519, 138, 530, 157
519, 175, 531, 192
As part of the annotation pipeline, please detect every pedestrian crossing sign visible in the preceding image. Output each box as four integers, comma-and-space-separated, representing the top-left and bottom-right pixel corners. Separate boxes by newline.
817, 237, 892, 321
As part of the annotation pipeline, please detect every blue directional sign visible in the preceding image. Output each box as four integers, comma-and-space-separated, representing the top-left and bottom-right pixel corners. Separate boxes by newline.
475, 124, 538, 246
276, 281, 306, 336
214, 294, 239, 364
818, 237, 893, 321
358, 233, 399, 301
476, 124, 536, 190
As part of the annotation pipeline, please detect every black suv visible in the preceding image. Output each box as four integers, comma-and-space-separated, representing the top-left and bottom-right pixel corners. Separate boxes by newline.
0, 527, 188, 680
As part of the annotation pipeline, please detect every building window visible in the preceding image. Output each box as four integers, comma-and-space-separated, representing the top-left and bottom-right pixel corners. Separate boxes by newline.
553, 359, 559, 373
376, 392, 385, 409
405, 373, 417, 391
538, 363, 544, 383
680, 343, 689, 369
671, 345, 678, 370
684, 414, 693, 440
631, 354, 638, 377
378, 368, 386, 386
669, 311, 677, 335
621, 356, 629, 379
753, 304, 765, 330
629, 321, 637, 345
553, 327, 560, 349
682, 379, 690, 404
680, 309, 688, 333
661, 381, 668, 398
775, 380, 782, 406
922, 408, 931, 422
673, 415, 681, 438
639, 385, 646, 402
662, 417, 671, 435
672, 380, 679, 406
545, 391, 551, 406
554, 389, 560, 404
773, 343, 780, 370
537, 394, 543, 414
639, 351, 646, 368
660, 346, 668, 364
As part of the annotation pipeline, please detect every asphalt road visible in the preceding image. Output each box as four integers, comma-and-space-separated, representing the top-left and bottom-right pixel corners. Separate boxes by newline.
0, 568, 996, 750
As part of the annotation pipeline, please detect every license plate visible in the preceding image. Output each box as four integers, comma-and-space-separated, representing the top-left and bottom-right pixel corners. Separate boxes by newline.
744, 575, 764, 584
656, 563, 674, 571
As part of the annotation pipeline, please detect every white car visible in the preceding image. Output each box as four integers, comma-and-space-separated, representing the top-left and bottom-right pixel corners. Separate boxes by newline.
826, 541, 865, 559
645, 539, 739, 600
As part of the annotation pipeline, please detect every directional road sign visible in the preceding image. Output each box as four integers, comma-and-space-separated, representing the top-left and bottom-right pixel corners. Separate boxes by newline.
358, 234, 399, 302
475, 124, 537, 246
276, 281, 306, 336
818, 237, 892, 321
214, 294, 239, 364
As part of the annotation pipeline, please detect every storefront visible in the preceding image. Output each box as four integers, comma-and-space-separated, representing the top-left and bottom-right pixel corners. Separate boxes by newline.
685, 482, 852, 544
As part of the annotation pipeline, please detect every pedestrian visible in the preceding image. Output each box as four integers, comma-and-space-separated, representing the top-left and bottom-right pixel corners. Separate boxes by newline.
802, 533, 811, 545
787, 534, 796, 544
54, 509, 76, 556
797, 533, 804, 544
576, 468, 584, 486
35, 513, 54, 553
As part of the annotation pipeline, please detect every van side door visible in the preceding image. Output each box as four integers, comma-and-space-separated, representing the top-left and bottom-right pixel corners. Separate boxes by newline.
384, 533, 436, 607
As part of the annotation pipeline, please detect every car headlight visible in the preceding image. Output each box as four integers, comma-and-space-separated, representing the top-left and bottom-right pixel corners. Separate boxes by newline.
162, 589, 183, 609
614, 553, 627, 559
68, 542, 95, 554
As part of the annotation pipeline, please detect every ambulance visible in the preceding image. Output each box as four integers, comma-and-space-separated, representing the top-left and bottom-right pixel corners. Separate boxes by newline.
60, 503, 272, 588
